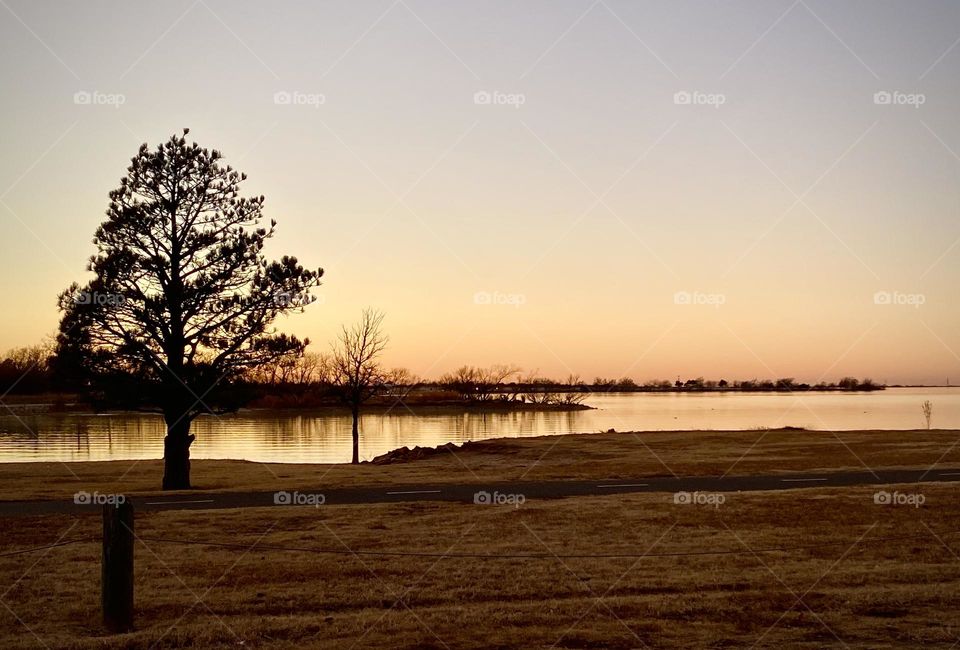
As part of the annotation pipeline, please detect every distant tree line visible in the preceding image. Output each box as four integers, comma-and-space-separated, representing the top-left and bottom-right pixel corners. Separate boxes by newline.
590, 376, 883, 392
0, 343, 54, 394
0, 345, 885, 399
435, 365, 588, 406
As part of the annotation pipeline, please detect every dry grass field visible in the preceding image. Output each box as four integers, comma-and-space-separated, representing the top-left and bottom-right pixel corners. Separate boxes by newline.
3, 429, 960, 648
1, 483, 959, 648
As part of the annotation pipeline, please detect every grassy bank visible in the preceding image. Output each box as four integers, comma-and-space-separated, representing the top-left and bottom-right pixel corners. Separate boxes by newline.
2, 429, 958, 501
1, 483, 958, 648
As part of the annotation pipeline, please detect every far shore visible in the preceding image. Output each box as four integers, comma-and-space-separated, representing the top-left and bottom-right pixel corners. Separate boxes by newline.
4, 382, 952, 415
2, 427, 957, 502
0, 398, 593, 416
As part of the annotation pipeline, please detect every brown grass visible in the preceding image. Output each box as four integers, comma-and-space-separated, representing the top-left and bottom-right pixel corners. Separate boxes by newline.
1, 483, 959, 648
2, 428, 959, 502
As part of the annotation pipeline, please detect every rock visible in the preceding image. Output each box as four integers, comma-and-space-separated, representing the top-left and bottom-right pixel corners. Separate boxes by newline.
366, 441, 463, 464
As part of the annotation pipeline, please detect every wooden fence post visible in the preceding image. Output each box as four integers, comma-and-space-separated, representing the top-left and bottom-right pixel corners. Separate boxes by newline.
102, 500, 134, 632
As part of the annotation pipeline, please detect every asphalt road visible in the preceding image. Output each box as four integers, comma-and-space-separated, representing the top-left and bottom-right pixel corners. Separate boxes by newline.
1, 467, 958, 517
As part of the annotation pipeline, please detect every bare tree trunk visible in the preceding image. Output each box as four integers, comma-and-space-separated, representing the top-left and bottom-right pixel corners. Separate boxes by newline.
351, 405, 360, 464
162, 414, 194, 490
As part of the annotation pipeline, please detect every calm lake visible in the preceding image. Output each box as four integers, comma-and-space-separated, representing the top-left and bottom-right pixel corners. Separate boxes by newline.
1, 387, 956, 464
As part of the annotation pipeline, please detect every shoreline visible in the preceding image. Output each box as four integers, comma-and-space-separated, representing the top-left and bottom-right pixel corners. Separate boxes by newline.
0, 426, 956, 465
2, 428, 958, 502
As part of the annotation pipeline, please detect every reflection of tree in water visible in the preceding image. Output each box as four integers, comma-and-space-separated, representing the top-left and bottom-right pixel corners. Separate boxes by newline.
0, 407, 592, 463
208, 408, 588, 462
13, 391, 954, 464
0, 412, 165, 461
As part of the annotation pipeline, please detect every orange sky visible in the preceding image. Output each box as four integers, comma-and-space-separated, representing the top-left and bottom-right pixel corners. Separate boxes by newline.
1, 1, 959, 384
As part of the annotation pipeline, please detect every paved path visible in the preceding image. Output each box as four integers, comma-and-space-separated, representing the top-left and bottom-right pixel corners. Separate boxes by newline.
1, 467, 958, 517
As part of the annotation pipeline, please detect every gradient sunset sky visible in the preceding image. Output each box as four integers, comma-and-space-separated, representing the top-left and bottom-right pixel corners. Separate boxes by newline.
1, 1, 958, 384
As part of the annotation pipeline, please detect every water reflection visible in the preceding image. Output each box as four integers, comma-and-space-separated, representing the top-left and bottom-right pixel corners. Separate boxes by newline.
1, 388, 957, 464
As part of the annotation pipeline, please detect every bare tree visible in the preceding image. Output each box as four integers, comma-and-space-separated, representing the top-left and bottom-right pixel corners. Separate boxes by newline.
922, 400, 933, 430
0, 343, 54, 394
439, 365, 480, 400
439, 364, 520, 401
478, 363, 521, 400
245, 350, 331, 385
331, 309, 388, 464
4, 344, 52, 371
295, 352, 331, 384
385, 367, 418, 386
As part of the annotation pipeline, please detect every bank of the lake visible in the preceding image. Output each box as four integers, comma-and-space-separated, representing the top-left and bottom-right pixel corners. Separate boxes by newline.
2, 427, 959, 502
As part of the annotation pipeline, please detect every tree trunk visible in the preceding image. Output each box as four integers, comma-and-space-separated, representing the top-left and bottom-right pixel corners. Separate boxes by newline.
351, 405, 360, 464
162, 416, 194, 490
